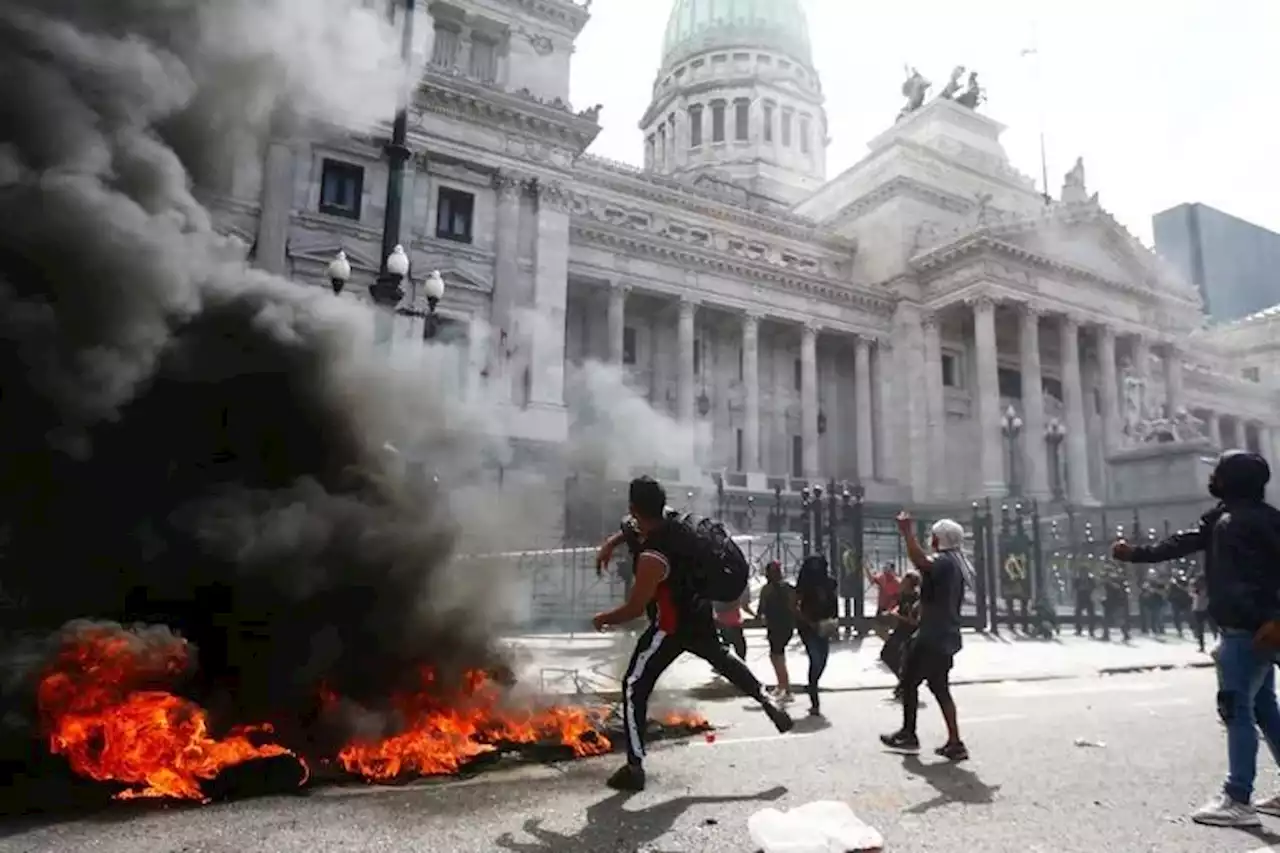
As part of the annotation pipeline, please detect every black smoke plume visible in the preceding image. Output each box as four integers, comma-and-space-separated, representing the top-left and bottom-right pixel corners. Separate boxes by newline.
0, 0, 506, 766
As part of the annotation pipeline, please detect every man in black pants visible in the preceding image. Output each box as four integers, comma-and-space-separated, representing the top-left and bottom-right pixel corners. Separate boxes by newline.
880, 511, 969, 761
592, 476, 793, 791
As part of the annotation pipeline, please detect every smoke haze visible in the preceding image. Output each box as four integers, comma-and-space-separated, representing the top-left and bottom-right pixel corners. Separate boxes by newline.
0, 0, 703, 768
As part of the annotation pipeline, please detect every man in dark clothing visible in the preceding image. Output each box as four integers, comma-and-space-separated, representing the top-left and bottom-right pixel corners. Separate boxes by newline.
1100, 562, 1131, 642
1073, 564, 1097, 637
1112, 451, 1280, 827
592, 476, 793, 792
880, 512, 969, 761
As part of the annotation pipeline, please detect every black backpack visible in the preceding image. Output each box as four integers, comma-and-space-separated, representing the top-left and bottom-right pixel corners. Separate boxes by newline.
663, 513, 750, 603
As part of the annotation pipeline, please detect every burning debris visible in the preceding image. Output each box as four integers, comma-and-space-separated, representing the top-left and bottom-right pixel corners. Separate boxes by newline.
31, 622, 708, 804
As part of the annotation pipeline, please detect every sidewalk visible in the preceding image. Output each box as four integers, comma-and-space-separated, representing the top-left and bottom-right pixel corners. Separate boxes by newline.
502, 628, 1213, 701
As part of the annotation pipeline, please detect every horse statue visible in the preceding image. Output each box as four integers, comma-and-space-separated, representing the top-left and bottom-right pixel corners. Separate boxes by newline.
955, 71, 986, 109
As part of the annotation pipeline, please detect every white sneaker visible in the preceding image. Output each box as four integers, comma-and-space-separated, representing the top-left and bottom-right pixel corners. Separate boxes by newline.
1192, 793, 1261, 827
1256, 794, 1280, 817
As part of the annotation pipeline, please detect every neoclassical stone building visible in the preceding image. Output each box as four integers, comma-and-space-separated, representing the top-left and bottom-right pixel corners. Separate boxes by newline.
208, 0, 1280, 517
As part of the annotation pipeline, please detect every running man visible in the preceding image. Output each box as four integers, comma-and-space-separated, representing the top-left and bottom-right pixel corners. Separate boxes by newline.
593, 476, 793, 791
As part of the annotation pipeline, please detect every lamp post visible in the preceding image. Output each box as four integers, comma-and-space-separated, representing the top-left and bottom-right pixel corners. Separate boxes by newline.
1001, 404, 1024, 497
402, 269, 445, 340
369, 0, 419, 312
772, 483, 784, 557
1045, 418, 1067, 500
326, 250, 351, 294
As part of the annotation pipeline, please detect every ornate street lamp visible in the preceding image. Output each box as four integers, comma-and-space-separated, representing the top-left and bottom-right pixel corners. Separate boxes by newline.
1001, 404, 1024, 496
326, 250, 351, 294
422, 269, 444, 340
1045, 417, 1067, 500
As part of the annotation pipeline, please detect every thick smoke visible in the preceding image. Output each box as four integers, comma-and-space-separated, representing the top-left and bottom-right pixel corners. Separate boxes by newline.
0, 0, 511, 761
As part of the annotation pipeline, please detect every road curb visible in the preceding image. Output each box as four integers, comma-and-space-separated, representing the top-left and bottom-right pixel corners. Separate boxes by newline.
556, 659, 1213, 704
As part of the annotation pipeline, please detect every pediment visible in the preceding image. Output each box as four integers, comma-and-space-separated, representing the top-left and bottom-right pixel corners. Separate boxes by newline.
288, 242, 379, 271
986, 207, 1196, 298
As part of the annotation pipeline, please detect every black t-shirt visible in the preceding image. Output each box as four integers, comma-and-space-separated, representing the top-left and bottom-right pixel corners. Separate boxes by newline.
916, 549, 965, 656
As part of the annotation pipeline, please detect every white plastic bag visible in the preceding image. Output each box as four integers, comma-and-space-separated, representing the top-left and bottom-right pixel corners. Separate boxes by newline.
748, 800, 884, 852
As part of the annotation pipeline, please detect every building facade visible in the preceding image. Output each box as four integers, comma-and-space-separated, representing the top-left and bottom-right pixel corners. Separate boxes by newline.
207, 0, 1280, 525
1153, 202, 1280, 323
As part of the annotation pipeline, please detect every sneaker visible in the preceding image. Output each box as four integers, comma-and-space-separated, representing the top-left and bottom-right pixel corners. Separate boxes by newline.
935, 741, 969, 761
605, 763, 646, 792
778, 691, 795, 705
763, 700, 795, 734
1191, 793, 1260, 827
1256, 794, 1280, 817
880, 731, 921, 755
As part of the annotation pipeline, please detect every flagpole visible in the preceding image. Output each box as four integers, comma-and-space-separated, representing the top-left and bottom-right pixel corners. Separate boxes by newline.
1021, 20, 1052, 206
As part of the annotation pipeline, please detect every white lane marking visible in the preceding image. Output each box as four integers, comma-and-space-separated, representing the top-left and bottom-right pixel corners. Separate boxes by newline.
964, 713, 1026, 725
692, 732, 820, 748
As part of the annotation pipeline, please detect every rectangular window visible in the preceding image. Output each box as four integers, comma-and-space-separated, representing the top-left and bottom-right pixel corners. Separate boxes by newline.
791, 435, 803, 478
1244, 366, 1261, 382
997, 367, 1021, 398
711, 102, 726, 142
1043, 377, 1063, 402
734, 99, 750, 141
431, 24, 460, 68
736, 428, 744, 472
941, 353, 959, 388
468, 36, 498, 82
781, 108, 793, 147
793, 357, 802, 390
622, 327, 637, 365
799, 115, 811, 153
689, 105, 703, 147
436, 187, 474, 243
763, 102, 774, 142
319, 159, 364, 220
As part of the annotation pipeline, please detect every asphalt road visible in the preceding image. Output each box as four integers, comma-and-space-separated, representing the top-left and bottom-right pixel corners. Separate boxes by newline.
3, 668, 1278, 853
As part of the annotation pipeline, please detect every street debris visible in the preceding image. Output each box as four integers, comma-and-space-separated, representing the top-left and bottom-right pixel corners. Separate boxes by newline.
749, 800, 884, 852
1074, 737, 1107, 748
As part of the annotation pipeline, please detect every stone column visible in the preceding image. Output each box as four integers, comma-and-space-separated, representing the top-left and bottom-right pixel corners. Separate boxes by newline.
854, 335, 874, 481
606, 282, 629, 365
1060, 315, 1094, 504
253, 138, 297, 275
529, 181, 570, 411
1132, 334, 1151, 398
801, 323, 819, 478
921, 311, 945, 497
872, 337, 892, 481
1164, 344, 1185, 415
677, 298, 696, 423
1208, 412, 1222, 449
742, 312, 761, 471
491, 172, 524, 338
971, 296, 1004, 497
1098, 325, 1120, 455
1017, 302, 1049, 498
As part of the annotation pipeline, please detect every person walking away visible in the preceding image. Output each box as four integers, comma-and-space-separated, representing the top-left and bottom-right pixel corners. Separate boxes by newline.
714, 585, 753, 661
867, 562, 901, 640
593, 476, 793, 791
757, 560, 796, 702
1191, 573, 1215, 653
880, 512, 969, 761
1167, 572, 1193, 638
1073, 563, 1097, 637
881, 571, 921, 702
1112, 451, 1280, 826
795, 555, 838, 716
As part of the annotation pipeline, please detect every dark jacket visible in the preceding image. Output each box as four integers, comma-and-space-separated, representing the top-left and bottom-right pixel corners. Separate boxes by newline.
1125, 452, 1280, 632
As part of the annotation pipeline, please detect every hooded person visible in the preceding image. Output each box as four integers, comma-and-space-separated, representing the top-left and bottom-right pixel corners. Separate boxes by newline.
1113, 450, 1280, 828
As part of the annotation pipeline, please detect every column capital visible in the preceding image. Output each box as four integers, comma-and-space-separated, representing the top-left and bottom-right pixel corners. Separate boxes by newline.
678, 296, 699, 319
741, 311, 761, 333
1014, 298, 1046, 320
532, 179, 572, 212
965, 293, 997, 313
608, 280, 632, 297
1097, 323, 1118, 342
801, 319, 820, 337
1058, 311, 1083, 330
854, 334, 873, 351
921, 310, 940, 331
493, 170, 527, 200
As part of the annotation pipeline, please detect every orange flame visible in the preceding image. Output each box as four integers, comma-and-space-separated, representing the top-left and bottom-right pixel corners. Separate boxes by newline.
36, 628, 636, 800
37, 626, 299, 802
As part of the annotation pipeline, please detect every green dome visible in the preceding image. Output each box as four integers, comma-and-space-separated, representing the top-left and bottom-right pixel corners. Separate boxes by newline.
660, 0, 813, 70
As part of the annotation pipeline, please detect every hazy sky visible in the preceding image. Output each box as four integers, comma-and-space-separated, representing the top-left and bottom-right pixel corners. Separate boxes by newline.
570, 0, 1279, 243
